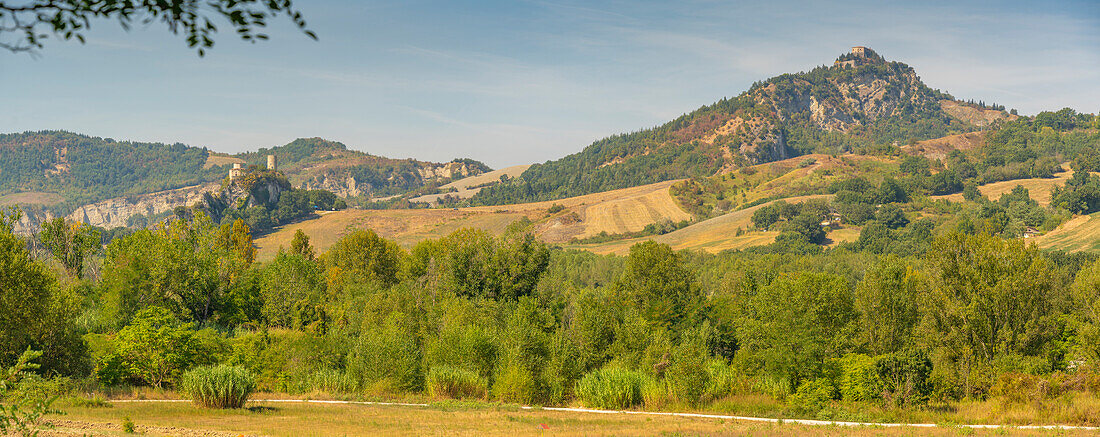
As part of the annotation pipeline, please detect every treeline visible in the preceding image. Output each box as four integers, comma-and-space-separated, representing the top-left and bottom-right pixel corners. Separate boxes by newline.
5, 205, 1100, 422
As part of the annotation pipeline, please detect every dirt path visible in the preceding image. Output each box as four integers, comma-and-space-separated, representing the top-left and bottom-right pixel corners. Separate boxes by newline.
71, 399, 1100, 432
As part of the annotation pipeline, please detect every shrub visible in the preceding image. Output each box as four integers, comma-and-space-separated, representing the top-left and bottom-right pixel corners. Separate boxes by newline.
838, 354, 881, 402
179, 365, 256, 409
704, 359, 742, 401
107, 307, 207, 388
426, 366, 487, 399
575, 367, 645, 409
492, 362, 540, 404
991, 373, 1053, 405
666, 346, 709, 406
347, 318, 423, 393
641, 376, 668, 409
874, 350, 931, 406
789, 378, 834, 414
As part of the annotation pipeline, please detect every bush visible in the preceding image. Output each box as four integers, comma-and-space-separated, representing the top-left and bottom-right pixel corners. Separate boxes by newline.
347, 318, 423, 393
666, 341, 709, 406
641, 377, 668, 409
789, 378, 834, 414
179, 365, 256, 409
492, 362, 540, 404
874, 350, 932, 406
575, 367, 645, 409
838, 354, 880, 402
426, 366, 487, 399
704, 359, 742, 401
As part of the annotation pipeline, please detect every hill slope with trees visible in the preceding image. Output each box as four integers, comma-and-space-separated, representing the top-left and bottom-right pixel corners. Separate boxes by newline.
471, 48, 999, 205
0, 132, 490, 219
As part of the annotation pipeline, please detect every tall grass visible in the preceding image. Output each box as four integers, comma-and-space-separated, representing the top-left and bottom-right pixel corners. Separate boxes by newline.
426, 366, 487, 399
575, 367, 644, 410
179, 365, 255, 409
285, 368, 359, 394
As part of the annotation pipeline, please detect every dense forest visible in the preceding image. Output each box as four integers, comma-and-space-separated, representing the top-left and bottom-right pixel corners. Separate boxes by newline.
5, 179, 1100, 428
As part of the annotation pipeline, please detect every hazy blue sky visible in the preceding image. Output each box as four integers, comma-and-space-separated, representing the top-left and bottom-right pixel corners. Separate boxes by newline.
2, 0, 1097, 168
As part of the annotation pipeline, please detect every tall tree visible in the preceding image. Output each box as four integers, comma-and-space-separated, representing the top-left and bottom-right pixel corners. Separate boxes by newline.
39, 218, 101, 278
855, 255, 923, 355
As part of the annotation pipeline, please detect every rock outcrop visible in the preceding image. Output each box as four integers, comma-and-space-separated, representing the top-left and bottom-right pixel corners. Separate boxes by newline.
66, 183, 219, 229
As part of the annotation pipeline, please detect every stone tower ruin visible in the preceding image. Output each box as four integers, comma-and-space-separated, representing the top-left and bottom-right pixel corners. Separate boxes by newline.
267, 154, 277, 171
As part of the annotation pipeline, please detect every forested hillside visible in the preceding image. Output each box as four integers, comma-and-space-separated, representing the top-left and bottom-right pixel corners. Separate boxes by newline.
0, 132, 490, 219
472, 48, 992, 205
0, 131, 221, 212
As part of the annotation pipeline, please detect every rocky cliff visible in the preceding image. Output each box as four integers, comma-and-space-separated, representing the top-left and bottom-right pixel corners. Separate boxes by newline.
66, 183, 219, 229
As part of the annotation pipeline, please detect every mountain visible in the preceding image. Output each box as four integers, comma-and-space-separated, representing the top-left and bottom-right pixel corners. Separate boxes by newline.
471, 47, 1008, 205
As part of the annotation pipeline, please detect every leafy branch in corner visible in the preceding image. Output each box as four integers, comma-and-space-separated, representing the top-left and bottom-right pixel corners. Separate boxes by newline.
0, 0, 316, 55
0, 349, 56, 437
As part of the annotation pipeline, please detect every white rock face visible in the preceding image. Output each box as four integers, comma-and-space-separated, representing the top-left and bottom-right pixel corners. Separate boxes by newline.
64, 183, 218, 229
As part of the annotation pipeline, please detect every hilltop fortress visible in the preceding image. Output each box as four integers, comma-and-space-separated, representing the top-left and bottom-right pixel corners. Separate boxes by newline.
229, 154, 278, 181
834, 46, 881, 68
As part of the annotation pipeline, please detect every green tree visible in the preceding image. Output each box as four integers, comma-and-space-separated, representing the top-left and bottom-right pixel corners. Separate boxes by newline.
259, 252, 325, 329
99, 213, 251, 325
109, 307, 205, 388
38, 218, 101, 277
737, 272, 856, 388
0, 216, 53, 367
214, 218, 256, 264
616, 241, 701, 330
324, 229, 404, 287
290, 229, 315, 260
1071, 257, 1100, 363
920, 233, 1063, 397
0, 209, 87, 376
855, 256, 923, 355
409, 228, 549, 301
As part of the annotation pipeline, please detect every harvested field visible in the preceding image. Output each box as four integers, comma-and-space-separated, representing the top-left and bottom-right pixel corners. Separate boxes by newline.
256, 180, 692, 259
203, 154, 245, 169
932, 170, 1072, 206
253, 209, 526, 261
1034, 212, 1100, 253
0, 191, 63, 205
410, 164, 530, 204
569, 195, 833, 255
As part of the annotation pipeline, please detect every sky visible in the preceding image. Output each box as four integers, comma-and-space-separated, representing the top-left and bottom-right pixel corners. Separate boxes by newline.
1, 0, 1098, 168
